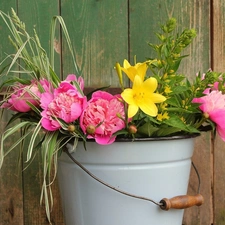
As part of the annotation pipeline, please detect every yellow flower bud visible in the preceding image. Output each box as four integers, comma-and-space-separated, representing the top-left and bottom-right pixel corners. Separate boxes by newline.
115, 62, 124, 89
168, 69, 174, 74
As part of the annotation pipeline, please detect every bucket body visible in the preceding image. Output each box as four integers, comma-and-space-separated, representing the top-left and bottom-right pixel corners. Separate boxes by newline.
58, 136, 196, 225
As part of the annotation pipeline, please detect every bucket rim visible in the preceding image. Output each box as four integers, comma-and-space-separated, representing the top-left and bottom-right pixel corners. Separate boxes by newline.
83, 133, 200, 143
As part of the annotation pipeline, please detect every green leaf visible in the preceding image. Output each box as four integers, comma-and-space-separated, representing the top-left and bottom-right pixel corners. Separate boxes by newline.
26, 121, 42, 161
155, 126, 183, 136
40, 131, 59, 222
50, 15, 80, 75
163, 116, 200, 133
0, 121, 36, 169
25, 102, 41, 115
137, 123, 159, 136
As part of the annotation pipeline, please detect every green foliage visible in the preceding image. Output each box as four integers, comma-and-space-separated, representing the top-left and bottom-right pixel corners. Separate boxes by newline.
0, 9, 80, 223
130, 18, 220, 138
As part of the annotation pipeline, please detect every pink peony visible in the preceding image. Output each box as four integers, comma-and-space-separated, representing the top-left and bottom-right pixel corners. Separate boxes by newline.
80, 90, 126, 145
65, 74, 84, 90
203, 82, 220, 95
40, 75, 86, 131
1, 79, 52, 112
192, 90, 225, 141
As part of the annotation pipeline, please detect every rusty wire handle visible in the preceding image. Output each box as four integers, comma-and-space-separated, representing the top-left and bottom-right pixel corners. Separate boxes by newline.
160, 194, 204, 210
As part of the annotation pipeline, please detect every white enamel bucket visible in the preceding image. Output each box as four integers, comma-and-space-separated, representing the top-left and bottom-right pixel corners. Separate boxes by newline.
58, 135, 197, 225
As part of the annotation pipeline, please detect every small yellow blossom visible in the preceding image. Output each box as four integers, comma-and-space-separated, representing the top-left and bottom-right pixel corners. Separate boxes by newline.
161, 103, 168, 110
164, 86, 172, 94
157, 112, 169, 121
180, 117, 186, 123
162, 73, 168, 80
182, 100, 185, 105
157, 60, 162, 67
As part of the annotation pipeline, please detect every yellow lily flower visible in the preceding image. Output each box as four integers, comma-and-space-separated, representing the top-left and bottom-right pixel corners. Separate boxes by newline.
121, 75, 166, 118
121, 59, 148, 82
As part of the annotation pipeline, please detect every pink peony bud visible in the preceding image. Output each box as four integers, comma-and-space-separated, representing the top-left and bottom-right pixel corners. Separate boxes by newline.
68, 124, 76, 132
128, 125, 137, 134
86, 125, 96, 134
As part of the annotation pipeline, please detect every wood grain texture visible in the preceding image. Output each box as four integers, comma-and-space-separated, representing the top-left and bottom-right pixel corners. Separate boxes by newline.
15, 1, 64, 224
0, 2, 24, 225
212, 1, 225, 224
183, 133, 213, 225
214, 138, 225, 225
22, 150, 64, 225
129, 0, 210, 77
17, 0, 61, 79
212, 0, 225, 72
60, 0, 128, 87
0, 1, 18, 82
0, 113, 24, 225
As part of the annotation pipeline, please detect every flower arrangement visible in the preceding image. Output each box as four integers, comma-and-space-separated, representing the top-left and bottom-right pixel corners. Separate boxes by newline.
1, 9, 225, 222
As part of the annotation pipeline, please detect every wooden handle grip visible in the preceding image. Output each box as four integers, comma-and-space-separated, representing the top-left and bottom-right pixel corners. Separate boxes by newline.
160, 194, 204, 210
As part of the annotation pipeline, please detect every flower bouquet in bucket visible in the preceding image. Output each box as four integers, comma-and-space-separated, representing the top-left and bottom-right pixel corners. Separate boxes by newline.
0, 9, 225, 224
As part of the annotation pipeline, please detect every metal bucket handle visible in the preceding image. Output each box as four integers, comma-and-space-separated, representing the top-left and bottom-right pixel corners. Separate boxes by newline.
64, 148, 204, 210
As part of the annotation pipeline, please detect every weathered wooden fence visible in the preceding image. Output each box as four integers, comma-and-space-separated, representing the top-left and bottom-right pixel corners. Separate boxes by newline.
0, 0, 225, 224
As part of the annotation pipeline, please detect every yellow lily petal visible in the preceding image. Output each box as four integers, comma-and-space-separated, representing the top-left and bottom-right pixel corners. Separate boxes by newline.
128, 104, 139, 118
136, 62, 148, 81
121, 89, 136, 105
149, 93, 167, 103
143, 77, 157, 92
120, 59, 148, 82
121, 67, 137, 82
139, 100, 158, 116
123, 59, 131, 69
132, 74, 142, 90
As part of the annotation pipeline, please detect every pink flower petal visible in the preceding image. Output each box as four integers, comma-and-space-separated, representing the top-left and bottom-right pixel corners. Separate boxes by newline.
95, 135, 116, 145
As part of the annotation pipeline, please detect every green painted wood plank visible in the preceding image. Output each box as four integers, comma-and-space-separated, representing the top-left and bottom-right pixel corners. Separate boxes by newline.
17, 1, 59, 57
0, 2, 24, 225
0, 3, 19, 82
17, 1, 61, 80
16, 1, 64, 224
129, 0, 210, 78
213, 0, 225, 71
213, 1, 225, 224
184, 133, 213, 224
60, 0, 128, 87
0, 113, 24, 225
